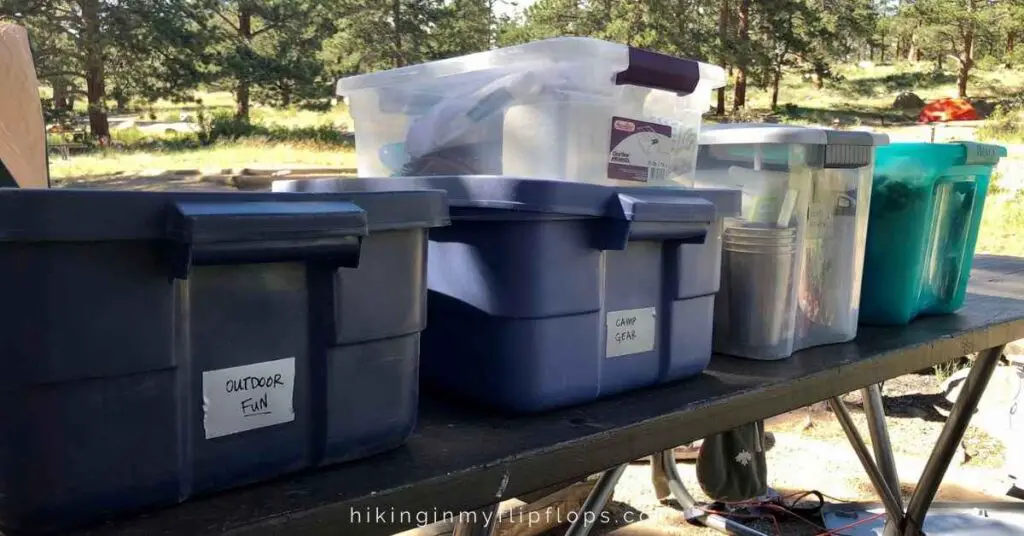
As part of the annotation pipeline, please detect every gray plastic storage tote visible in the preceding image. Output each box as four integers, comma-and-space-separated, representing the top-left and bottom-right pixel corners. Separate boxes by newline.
275, 176, 739, 413
0, 187, 448, 533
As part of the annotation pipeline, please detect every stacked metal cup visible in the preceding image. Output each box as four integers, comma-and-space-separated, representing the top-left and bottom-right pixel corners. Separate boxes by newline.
716, 222, 799, 359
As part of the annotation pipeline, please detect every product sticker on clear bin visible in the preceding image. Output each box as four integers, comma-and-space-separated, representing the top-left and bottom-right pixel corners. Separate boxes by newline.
202, 357, 296, 439
608, 117, 673, 182
606, 307, 657, 358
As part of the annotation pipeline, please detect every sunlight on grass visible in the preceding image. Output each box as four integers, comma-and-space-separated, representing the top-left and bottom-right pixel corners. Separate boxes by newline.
744, 62, 1024, 123
49, 142, 357, 180
977, 193, 1024, 257
118, 91, 355, 130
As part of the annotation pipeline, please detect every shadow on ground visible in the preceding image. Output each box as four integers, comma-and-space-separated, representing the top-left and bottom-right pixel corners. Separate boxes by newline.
736, 104, 919, 127
839, 70, 958, 98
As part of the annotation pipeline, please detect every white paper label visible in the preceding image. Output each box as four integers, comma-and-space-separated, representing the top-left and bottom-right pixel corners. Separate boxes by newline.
202, 357, 296, 439
605, 307, 657, 358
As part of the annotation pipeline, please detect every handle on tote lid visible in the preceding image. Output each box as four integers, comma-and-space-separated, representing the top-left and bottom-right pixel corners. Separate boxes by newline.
615, 47, 704, 95
167, 201, 367, 279
592, 194, 714, 250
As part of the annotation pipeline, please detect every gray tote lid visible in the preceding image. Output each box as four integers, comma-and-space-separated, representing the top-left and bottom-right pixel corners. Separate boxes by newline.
699, 124, 889, 148
0, 188, 449, 242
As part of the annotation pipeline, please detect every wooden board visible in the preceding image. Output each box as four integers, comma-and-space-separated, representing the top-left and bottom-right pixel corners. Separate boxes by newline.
0, 23, 48, 189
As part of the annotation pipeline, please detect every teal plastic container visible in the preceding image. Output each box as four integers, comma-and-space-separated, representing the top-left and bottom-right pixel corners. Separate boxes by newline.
860, 141, 1006, 325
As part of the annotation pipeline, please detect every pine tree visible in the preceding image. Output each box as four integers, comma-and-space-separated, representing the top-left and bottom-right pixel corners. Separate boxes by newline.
0, 0, 206, 138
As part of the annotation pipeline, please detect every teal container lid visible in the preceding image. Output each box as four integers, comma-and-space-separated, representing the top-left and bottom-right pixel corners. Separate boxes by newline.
876, 141, 1006, 166
874, 141, 1007, 185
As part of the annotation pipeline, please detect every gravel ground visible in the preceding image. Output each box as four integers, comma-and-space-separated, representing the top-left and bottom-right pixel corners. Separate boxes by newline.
541, 370, 1018, 536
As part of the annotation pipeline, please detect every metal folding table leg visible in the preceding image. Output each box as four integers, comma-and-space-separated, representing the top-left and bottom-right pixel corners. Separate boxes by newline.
830, 396, 906, 527
901, 345, 1006, 536
452, 503, 501, 536
859, 384, 905, 536
862, 384, 904, 509
563, 463, 628, 536
655, 450, 770, 536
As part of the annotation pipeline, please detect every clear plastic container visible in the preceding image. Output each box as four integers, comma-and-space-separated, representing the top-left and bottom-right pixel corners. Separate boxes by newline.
692, 125, 889, 360
337, 37, 726, 185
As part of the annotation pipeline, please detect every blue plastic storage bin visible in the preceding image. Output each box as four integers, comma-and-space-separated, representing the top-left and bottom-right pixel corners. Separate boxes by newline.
860, 142, 1006, 325
275, 176, 740, 413
0, 188, 448, 533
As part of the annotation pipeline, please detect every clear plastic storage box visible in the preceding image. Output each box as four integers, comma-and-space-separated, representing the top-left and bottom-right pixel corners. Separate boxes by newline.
276, 176, 739, 413
692, 125, 889, 360
338, 38, 726, 185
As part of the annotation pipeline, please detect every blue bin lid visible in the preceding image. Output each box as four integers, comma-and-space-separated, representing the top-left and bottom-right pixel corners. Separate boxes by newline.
274, 176, 741, 223
0, 188, 449, 242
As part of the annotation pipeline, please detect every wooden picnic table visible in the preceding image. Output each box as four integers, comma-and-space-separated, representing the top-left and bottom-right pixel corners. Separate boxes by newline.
60, 255, 1024, 536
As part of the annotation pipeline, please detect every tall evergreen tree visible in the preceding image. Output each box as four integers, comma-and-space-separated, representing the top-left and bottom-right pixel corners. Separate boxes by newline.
0, 0, 205, 137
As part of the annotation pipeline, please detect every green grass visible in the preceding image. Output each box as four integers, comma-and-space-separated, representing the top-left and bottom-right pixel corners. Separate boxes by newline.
734, 61, 1024, 127
977, 106, 1024, 143
933, 357, 971, 383
125, 92, 355, 130
49, 141, 357, 180
976, 188, 1024, 257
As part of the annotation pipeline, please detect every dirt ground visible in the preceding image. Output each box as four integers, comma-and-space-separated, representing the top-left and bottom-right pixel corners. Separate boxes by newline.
541, 369, 1021, 536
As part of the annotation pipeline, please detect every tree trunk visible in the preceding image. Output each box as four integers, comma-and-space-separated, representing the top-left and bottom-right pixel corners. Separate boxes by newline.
813, 67, 825, 90
392, 0, 405, 67
51, 80, 69, 110
957, 60, 971, 98
771, 68, 781, 109
1008, 33, 1017, 68
937, 53, 944, 70
716, 0, 729, 116
958, 0, 975, 98
733, 0, 749, 110
114, 93, 128, 114
235, 5, 253, 120
81, 0, 109, 139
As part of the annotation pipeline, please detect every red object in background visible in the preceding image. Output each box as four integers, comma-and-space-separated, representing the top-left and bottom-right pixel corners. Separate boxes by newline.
918, 98, 979, 123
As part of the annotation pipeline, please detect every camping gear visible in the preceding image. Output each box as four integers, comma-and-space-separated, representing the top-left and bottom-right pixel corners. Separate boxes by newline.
693, 124, 889, 360
336, 37, 726, 185
0, 188, 447, 532
860, 142, 1006, 325
695, 421, 770, 503
918, 98, 979, 124
275, 176, 739, 413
